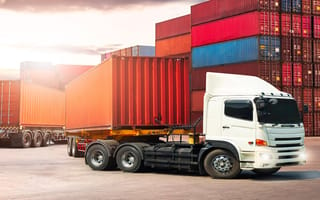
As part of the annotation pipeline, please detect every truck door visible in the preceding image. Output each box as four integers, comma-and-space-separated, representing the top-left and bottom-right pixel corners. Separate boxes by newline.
221, 99, 256, 152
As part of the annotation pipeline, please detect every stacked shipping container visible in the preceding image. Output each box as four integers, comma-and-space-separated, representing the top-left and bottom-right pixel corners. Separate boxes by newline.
187, 0, 319, 136
155, 15, 191, 57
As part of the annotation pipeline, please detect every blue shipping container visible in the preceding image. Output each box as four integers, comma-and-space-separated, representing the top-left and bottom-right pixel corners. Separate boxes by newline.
281, 0, 301, 13
132, 45, 155, 56
192, 36, 280, 68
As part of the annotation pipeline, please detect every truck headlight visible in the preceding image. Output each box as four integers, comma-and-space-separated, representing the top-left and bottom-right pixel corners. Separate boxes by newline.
299, 152, 307, 161
259, 152, 273, 161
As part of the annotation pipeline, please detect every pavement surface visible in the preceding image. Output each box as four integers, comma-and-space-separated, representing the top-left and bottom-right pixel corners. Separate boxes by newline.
0, 137, 319, 200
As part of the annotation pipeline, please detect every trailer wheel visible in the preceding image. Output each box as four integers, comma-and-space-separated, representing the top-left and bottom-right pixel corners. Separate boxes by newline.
72, 137, 83, 157
204, 149, 240, 179
41, 132, 51, 147
116, 146, 142, 172
22, 131, 32, 148
253, 168, 281, 176
67, 137, 73, 156
32, 131, 43, 147
86, 144, 112, 170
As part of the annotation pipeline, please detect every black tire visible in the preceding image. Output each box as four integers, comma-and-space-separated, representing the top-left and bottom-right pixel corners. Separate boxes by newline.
116, 146, 142, 172
204, 149, 240, 179
41, 132, 51, 147
22, 131, 33, 148
72, 137, 83, 157
85, 144, 113, 170
32, 131, 43, 147
253, 168, 281, 176
67, 137, 73, 157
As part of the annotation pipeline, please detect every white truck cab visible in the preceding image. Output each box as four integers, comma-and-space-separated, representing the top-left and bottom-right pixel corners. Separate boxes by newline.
203, 73, 306, 175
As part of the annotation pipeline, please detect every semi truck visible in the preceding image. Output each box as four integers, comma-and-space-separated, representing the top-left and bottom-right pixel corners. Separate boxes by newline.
66, 56, 306, 178
0, 80, 65, 147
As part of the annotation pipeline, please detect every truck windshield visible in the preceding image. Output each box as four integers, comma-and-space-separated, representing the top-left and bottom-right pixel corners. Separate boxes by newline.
255, 98, 301, 124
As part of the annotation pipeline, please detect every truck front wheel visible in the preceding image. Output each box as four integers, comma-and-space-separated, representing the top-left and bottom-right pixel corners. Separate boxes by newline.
85, 144, 113, 170
204, 149, 240, 179
116, 146, 142, 172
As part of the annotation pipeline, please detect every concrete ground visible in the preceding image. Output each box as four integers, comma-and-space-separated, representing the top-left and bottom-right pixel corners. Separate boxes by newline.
0, 137, 319, 200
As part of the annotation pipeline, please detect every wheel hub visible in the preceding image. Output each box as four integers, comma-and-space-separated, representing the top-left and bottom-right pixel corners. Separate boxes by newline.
121, 152, 135, 168
91, 151, 104, 167
213, 155, 233, 173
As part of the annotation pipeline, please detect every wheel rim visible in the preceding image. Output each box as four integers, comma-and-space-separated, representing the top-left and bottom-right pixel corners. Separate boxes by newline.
90, 150, 105, 167
121, 151, 136, 169
35, 135, 41, 145
23, 134, 31, 146
212, 155, 233, 173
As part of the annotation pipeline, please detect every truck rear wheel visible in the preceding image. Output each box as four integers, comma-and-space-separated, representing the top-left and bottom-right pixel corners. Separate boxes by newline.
86, 144, 113, 170
32, 131, 43, 147
116, 146, 142, 172
42, 132, 51, 147
72, 137, 83, 157
22, 131, 32, 148
253, 168, 281, 176
204, 149, 240, 179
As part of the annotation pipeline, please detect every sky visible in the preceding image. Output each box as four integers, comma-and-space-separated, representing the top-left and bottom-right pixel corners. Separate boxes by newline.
0, 0, 203, 79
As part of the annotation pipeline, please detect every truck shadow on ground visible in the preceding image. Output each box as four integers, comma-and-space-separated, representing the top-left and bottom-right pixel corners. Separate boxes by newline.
238, 171, 320, 181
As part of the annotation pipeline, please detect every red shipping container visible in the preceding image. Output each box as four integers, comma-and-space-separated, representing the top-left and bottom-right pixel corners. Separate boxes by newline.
282, 63, 292, 86
314, 16, 320, 38
313, 0, 320, 15
302, 64, 314, 87
293, 87, 303, 111
191, 90, 205, 112
281, 14, 301, 37
282, 86, 293, 94
66, 56, 190, 130
315, 64, 320, 86
156, 14, 191, 40
293, 63, 303, 86
303, 113, 313, 136
191, 111, 203, 133
302, 0, 312, 14
191, 61, 281, 91
314, 88, 320, 111
155, 34, 191, 57
282, 37, 302, 62
0, 80, 65, 127
302, 15, 312, 37
191, 0, 280, 26
192, 11, 279, 47
303, 88, 313, 111
303, 39, 312, 62
314, 112, 320, 136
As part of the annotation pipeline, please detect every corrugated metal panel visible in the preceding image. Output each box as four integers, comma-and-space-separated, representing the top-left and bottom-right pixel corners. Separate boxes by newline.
192, 36, 280, 68
0, 80, 20, 126
293, 63, 303, 86
19, 81, 65, 127
313, 0, 320, 15
314, 112, 320, 136
156, 34, 191, 57
313, 40, 320, 62
302, 0, 312, 14
191, 90, 205, 112
293, 87, 303, 111
314, 88, 320, 111
314, 16, 320, 38
303, 113, 313, 136
281, 14, 302, 37
282, 63, 293, 86
156, 14, 191, 40
192, 11, 280, 47
281, 37, 302, 62
66, 56, 190, 130
303, 39, 312, 62
281, 0, 302, 13
303, 88, 313, 111
315, 64, 320, 87
191, 61, 281, 90
302, 15, 312, 37
191, 0, 280, 26
302, 64, 313, 87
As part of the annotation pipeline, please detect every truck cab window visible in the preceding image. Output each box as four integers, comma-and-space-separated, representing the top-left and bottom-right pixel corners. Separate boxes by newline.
224, 100, 253, 121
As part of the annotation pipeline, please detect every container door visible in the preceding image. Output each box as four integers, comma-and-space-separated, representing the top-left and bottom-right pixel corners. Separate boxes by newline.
220, 98, 256, 152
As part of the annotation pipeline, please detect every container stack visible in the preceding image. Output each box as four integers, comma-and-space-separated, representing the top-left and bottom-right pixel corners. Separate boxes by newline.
101, 45, 155, 63
155, 15, 191, 57
183, 0, 320, 136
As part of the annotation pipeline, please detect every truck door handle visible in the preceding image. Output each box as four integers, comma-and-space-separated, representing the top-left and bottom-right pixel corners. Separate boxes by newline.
222, 126, 230, 129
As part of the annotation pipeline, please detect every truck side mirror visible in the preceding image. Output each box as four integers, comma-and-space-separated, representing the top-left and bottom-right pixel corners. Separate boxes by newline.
303, 105, 309, 113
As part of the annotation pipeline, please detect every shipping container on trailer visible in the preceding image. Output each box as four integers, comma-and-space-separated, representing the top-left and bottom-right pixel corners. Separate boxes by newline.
0, 80, 65, 147
302, 64, 314, 87
191, 0, 280, 26
65, 56, 190, 131
192, 11, 280, 47
155, 34, 191, 57
313, 0, 320, 15
191, 61, 281, 90
315, 64, 320, 86
281, 0, 302, 13
192, 36, 281, 68
315, 88, 320, 111
303, 113, 313, 136
156, 14, 190, 40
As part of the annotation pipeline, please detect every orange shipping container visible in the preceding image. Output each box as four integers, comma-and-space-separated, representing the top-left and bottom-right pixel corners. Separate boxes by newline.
0, 80, 65, 128
156, 34, 191, 57
65, 56, 190, 130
